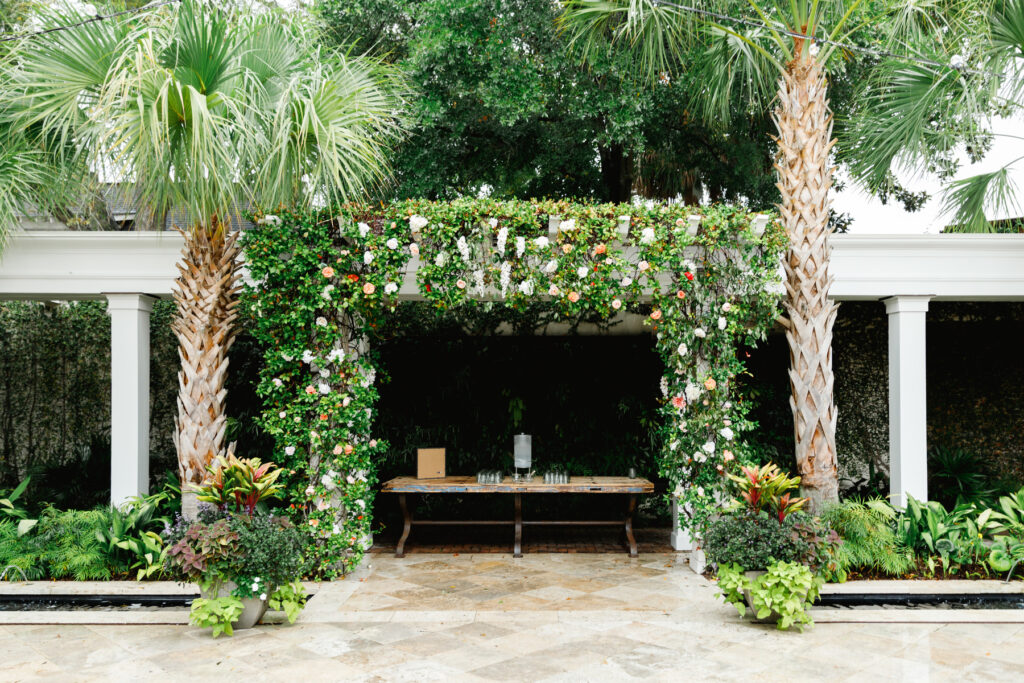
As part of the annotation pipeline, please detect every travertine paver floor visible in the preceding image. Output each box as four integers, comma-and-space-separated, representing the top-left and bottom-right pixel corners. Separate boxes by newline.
3, 553, 1024, 681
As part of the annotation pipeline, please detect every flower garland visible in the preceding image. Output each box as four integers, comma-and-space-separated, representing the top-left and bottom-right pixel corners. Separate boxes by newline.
241, 200, 785, 576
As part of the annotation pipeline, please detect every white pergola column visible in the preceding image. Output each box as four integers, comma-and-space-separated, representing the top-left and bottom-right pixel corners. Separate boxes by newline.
883, 295, 931, 508
105, 293, 155, 508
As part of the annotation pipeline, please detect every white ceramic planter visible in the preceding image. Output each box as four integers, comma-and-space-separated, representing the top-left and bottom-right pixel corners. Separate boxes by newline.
200, 581, 268, 630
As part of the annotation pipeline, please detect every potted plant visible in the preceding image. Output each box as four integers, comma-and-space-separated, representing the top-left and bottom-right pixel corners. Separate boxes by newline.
164, 454, 308, 637
703, 463, 838, 631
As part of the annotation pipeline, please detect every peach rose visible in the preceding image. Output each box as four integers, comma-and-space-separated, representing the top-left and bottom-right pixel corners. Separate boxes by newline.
305, 385, 316, 395
333, 444, 344, 455
456, 279, 467, 289
650, 309, 662, 320
611, 298, 622, 310
723, 450, 735, 462
363, 282, 375, 295
676, 290, 686, 299
321, 266, 335, 278
568, 291, 580, 303
671, 396, 686, 409
704, 377, 717, 391
594, 243, 606, 255
344, 444, 354, 455
561, 244, 572, 254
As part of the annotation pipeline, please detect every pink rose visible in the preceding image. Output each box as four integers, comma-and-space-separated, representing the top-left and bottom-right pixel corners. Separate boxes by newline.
456, 279, 467, 289
363, 282, 375, 295
321, 266, 335, 278
568, 291, 580, 303
305, 385, 316, 395
704, 377, 717, 391
671, 396, 686, 409
650, 310, 662, 321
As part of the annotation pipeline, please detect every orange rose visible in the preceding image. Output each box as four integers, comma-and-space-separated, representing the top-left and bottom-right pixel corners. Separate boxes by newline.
594, 243, 606, 255
650, 310, 662, 320
321, 266, 335, 278
676, 290, 686, 299
344, 444, 354, 455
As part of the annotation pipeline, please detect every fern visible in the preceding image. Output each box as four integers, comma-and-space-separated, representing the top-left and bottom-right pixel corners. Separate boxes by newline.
821, 499, 914, 577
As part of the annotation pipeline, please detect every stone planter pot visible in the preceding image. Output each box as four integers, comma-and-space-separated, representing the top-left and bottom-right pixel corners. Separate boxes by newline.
742, 570, 776, 623
200, 581, 267, 630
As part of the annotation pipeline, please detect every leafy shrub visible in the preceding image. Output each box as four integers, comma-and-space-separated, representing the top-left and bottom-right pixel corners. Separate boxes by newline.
703, 512, 810, 570
927, 446, 1006, 508
232, 513, 304, 590
820, 499, 913, 579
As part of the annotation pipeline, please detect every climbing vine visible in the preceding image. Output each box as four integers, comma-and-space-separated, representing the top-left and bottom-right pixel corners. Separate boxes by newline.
241, 199, 785, 576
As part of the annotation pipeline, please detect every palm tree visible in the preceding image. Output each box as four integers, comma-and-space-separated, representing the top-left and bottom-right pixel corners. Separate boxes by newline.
561, 0, 942, 510
6, 0, 404, 513
844, 0, 1024, 232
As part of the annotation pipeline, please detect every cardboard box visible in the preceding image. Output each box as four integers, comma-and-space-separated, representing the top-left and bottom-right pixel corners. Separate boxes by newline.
417, 448, 446, 479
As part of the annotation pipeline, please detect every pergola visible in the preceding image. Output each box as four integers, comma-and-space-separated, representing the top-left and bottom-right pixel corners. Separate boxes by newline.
2, 229, 1024, 543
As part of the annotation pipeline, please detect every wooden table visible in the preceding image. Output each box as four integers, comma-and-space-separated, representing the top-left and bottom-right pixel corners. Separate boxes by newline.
381, 476, 655, 558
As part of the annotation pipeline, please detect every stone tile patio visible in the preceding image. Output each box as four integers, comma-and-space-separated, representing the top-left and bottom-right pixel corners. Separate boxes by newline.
3, 553, 1024, 681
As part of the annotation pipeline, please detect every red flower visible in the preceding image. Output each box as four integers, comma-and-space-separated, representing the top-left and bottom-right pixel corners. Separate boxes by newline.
685, 272, 694, 281
347, 274, 359, 282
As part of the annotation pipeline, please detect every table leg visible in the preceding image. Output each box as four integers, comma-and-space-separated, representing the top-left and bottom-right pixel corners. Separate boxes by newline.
513, 493, 523, 558
624, 494, 638, 558
396, 493, 413, 558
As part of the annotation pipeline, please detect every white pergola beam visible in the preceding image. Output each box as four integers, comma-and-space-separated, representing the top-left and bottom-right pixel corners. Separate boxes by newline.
884, 295, 931, 507
106, 293, 155, 507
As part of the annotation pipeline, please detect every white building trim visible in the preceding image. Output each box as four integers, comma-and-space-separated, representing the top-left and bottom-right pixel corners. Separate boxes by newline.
3, 230, 1024, 509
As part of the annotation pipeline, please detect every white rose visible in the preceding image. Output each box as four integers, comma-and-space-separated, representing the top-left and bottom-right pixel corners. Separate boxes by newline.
273, 378, 283, 387
718, 316, 727, 330
559, 218, 576, 231
685, 383, 701, 403
386, 237, 399, 250
285, 446, 296, 456
435, 252, 447, 267
697, 486, 705, 497
722, 302, 732, 312
548, 284, 560, 296
534, 236, 550, 248
518, 280, 535, 296
318, 383, 330, 394
703, 441, 716, 454
316, 316, 328, 327
677, 343, 688, 357
638, 260, 650, 272
694, 328, 706, 338
611, 298, 622, 310
358, 222, 371, 237
409, 215, 428, 232
409, 243, 420, 257
384, 282, 399, 295
720, 427, 735, 441
544, 260, 559, 274
488, 217, 498, 228
576, 266, 589, 279
363, 251, 374, 265
621, 277, 633, 286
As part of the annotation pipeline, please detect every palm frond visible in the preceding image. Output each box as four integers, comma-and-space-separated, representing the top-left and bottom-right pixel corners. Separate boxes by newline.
942, 162, 1023, 232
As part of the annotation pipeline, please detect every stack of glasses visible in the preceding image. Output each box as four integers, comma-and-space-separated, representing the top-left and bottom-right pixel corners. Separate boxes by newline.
476, 470, 503, 484
543, 471, 570, 484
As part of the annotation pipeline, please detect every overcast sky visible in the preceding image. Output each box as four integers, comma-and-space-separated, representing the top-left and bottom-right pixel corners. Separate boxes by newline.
833, 115, 1024, 234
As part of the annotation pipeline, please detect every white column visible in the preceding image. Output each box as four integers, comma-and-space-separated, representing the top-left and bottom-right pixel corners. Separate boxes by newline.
884, 295, 931, 508
105, 293, 155, 508
669, 496, 692, 551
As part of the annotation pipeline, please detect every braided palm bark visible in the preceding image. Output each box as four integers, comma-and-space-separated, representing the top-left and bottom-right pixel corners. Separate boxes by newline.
773, 58, 839, 511
171, 226, 240, 495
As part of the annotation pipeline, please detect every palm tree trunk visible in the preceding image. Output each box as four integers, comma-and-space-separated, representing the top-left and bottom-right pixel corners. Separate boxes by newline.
773, 57, 839, 512
171, 225, 239, 517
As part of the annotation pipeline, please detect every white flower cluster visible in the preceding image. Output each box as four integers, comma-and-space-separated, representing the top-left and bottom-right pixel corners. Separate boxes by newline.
499, 261, 512, 297
456, 236, 471, 262
358, 222, 371, 238
516, 236, 526, 258
409, 215, 428, 232
496, 226, 509, 256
